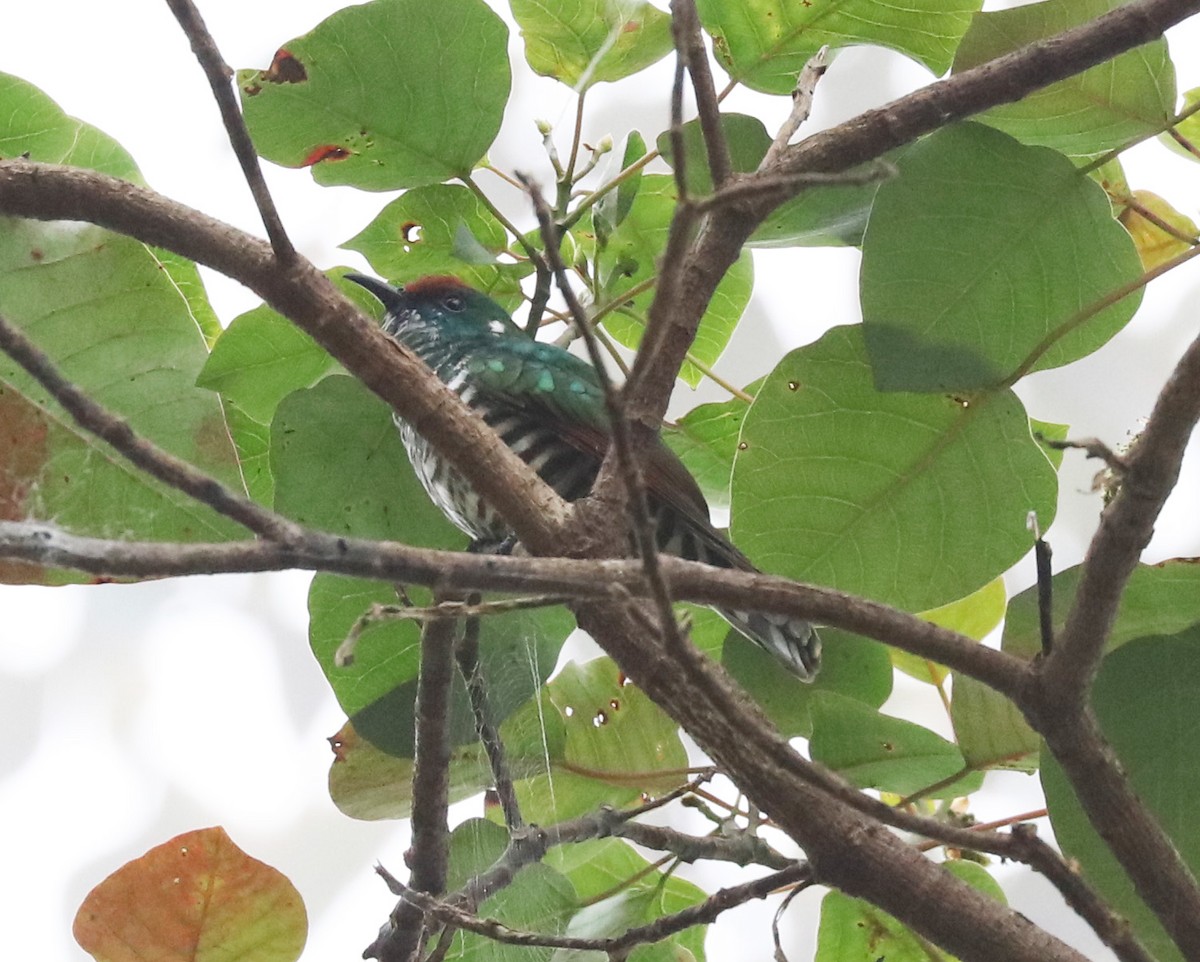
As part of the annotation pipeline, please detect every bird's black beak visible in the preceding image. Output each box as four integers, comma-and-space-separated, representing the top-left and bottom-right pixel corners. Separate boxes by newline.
344, 273, 408, 315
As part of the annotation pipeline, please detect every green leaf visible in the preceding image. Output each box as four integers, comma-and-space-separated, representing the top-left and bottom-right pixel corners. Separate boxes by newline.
342, 184, 530, 305
730, 325, 1058, 613
594, 131, 648, 245
1005, 559, 1200, 659
1042, 629, 1200, 962
1030, 418, 1069, 470
327, 719, 494, 820
815, 861, 1003, 962
271, 375, 461, 543
444, 820, 577, 961
952, 559, 1200, 774
0, 71, 141, 179
697, 0, 982, 95
197, 271, 369, 425
237, 0, 510, 189
950, 673, 1039, 772
954, 0, 1175, 157
547, 839, 708, 962
662, 386, 759, 511
309, 574, 570, 757
656, 114, 771, 195
749, 176, 879, 248
502, 657, 689, 822
810, 692, 983, 798
223, 401, 274, 506
510, 0, 673, 87
597, 175, 751, 387
860, 123, 1143, 392
0, 76, 242, 585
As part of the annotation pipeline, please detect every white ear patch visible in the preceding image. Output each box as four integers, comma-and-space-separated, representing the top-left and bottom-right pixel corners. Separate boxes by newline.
487, 318, 509, 334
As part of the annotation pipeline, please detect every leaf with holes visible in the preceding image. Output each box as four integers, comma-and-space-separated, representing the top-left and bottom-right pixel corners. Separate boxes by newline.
238, 0, 510, 189
500, 657, 689, 823
342, 184, 531, 305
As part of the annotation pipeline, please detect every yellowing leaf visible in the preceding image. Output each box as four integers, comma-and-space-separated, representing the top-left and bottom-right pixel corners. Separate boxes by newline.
1116, 189, 1199, 271
74, 827, 306, 962
895, 578, 1007, 684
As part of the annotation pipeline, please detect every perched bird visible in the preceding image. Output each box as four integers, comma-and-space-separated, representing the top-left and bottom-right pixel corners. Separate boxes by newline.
347, 273, 821, 680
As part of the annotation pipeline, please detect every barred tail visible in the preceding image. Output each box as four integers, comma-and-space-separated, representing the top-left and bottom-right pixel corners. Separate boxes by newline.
719, 607, 821, 681
654, 504, 822, 681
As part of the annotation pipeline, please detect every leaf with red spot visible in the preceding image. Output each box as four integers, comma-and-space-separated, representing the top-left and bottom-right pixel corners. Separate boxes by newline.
74, 827, 307, 962
237, 0, 510, 189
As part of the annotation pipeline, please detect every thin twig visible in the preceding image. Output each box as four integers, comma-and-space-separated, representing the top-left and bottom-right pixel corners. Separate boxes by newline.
691, 162, 896, 215
0, 311, 301, 543
616, 822, 794, 869
163, 0, 295, 262
336, 594, 570, 667
671, 0, 732, 188
519, 175, 692, 665
1040, 436, 1129, 472
1117, 192, 1200, 245
1006, 825, 1158, 962
381, 861, 809, 954
455, 605, 524, 830
1028, 512, 1055, 655
762, 47, 830, 169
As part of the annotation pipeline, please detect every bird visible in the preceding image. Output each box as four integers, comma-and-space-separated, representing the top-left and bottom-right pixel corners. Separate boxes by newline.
346, 273, 821, 680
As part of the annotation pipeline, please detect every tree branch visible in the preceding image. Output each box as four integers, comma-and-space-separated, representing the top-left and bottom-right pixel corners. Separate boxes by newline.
164, 0, 295, 262
670, 0, 732, 188
368, 593, 461, 962
0, 519, 1032, 699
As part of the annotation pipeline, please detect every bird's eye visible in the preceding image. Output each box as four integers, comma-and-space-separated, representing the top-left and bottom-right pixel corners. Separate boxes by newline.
443, 295, 465, 312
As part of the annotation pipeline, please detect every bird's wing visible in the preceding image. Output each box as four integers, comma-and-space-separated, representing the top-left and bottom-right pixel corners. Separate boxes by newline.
465, 337, 720, 534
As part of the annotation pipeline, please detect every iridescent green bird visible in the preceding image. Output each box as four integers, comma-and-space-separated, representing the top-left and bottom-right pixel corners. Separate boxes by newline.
347, 273, 821, 680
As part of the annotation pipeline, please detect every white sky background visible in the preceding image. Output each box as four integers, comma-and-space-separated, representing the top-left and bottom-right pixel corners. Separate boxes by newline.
1, 1, 1199, 960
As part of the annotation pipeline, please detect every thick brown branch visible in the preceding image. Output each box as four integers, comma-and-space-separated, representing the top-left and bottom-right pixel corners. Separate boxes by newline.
0, 520, 1032, 700
571, 601, 1089, 962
